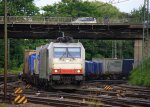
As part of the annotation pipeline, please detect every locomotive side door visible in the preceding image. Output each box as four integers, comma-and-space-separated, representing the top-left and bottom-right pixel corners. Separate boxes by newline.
39, 48, 48, 79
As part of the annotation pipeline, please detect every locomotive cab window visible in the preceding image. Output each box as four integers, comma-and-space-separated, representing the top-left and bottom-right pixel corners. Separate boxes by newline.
54, 48, 67, 58
54, 47, 81, 58
68, 47, 81, 58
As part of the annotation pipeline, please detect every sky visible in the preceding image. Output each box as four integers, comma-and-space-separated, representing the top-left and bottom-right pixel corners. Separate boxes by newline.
34, 0, 144, 13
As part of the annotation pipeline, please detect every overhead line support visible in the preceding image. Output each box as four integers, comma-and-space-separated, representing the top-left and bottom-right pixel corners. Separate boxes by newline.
4, 0, 8, 102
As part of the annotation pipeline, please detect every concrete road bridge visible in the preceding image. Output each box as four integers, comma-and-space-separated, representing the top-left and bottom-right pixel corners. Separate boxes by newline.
0, 16, 150, 65
0, 16, 146, 39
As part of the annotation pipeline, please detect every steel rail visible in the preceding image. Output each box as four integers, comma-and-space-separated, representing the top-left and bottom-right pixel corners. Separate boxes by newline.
5, 88, 150, 106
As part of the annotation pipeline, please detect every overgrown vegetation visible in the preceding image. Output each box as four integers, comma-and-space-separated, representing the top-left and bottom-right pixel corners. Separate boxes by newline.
127, 6, 150, 87
0, 103, 5, 107
0, 64, 22, 74
129, 58, 150, 87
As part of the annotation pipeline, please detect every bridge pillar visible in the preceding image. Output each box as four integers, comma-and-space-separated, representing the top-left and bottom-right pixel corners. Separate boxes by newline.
134, 40, 143, 67
148, 38, 150, 58
143, 37, 150, 58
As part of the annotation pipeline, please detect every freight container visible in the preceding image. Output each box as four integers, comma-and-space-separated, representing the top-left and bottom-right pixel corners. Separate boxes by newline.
104, 59, 122, 74
85, 61, 94, 77
85, 61, 103, 80
28, 53, 36, 75
23, 50, 36, 75
93, 58, 123, 75
93, 62, 103, 78
122, 59, 134, 76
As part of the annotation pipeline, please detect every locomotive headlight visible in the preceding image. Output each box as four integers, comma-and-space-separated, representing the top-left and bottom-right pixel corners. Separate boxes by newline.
66, 60, 69, 62
77, 70, 80, 73
54, 70, 58, 73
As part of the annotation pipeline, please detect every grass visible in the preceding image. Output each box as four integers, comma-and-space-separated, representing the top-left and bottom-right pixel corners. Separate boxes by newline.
0, 103, 23, 107
0, 67, 22, 75
0, 103, 5, 107
128, 58, 150, 87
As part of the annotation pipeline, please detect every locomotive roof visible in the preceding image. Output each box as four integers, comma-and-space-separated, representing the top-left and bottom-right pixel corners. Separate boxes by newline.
52, 42, 83, 47
37, 42, 83, 51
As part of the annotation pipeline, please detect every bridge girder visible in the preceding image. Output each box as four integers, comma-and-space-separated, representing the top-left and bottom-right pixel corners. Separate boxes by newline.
0, 24, 145, 40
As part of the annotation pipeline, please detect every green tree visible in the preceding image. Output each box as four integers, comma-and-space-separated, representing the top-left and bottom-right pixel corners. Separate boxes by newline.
42, 0, 121, 18
0, 0, 41, 71
130, 6, 145, 23
0, 0, 40, 16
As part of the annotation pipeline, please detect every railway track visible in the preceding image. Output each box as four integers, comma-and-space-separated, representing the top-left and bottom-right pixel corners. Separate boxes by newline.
115, 84, 150, 92
0, 74, 18, 91
85, 80, 127, 84
38, 90, 150, 106
4, 86, 150, 106
76, 87, 150, 99
0, 80, 150, 107
0, 86, 121, 106
0, 91, 110, 107
0, 74, 17, 83
0, 82, 3, 86
83, 80, 150, 99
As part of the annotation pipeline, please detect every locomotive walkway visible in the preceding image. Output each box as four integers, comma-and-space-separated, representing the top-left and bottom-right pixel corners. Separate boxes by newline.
0, 16, 148, 40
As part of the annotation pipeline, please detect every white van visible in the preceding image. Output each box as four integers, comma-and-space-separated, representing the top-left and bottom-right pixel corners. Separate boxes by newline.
71, 17, 97, 23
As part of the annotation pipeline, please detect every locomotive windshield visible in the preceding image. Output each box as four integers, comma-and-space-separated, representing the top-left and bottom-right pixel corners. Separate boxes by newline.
54, 48, 67, 58
68, 48, 80, 58
54, 47, 81, 58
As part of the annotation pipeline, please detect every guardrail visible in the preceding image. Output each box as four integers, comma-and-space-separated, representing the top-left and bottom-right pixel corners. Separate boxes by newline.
0, 16, 143, 24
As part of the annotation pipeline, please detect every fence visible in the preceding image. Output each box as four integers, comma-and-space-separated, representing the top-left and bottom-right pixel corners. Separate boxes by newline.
0, 16, 143, 24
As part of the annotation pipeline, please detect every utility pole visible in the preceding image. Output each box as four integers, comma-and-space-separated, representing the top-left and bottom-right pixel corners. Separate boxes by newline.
142, 0, 149, 71
4, 0, 8, 101
111, 40, 117, 59
112, 41, 114, 58
114, 40, 117, 59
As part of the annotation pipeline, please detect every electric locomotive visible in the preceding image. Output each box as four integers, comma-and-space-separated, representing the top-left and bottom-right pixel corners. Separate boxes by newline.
23, 37, 85, 89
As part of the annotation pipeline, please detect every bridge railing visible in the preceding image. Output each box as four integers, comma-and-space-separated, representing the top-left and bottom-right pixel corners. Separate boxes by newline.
96, 17, 143, 24
0, 16, 143, 24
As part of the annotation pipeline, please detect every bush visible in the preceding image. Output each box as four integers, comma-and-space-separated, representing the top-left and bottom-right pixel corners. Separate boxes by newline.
0, 68, 4, 74
129, 58, 150, 87
0, 66, 22, 75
